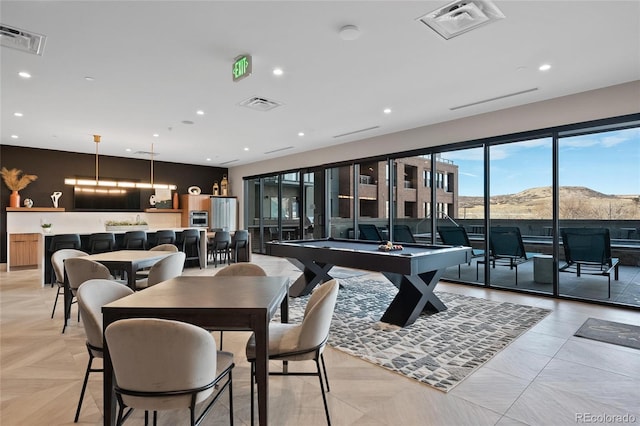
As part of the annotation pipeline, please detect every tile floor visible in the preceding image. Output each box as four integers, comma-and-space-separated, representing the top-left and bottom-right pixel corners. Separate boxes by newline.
1, 254, 639, 425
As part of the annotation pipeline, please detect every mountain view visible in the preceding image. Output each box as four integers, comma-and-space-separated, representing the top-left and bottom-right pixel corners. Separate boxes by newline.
458, 186, 640, 220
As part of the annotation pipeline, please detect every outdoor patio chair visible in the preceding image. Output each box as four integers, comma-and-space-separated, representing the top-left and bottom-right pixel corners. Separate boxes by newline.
477, 226, 536, 286
358, 224, 383, 241
393, 224, 416, 243
559, 227, 619, 298
438, 226, 485, 278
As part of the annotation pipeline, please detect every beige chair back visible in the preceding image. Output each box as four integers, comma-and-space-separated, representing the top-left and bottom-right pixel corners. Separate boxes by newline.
215, 263, 266, 277
77, 279, 133, 354
146, 252, 186, 287
150, 244, 179, 252
105, 318, 219, 410
51, 249, 88, 284
298, 279, 339, 352
65, 257, 112, 294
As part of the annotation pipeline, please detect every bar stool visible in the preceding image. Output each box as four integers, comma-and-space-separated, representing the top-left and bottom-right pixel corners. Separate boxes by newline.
179, 229, 201, 268
123, 231, 147, 250
153, 229, 176, 247
48, 234, 82, 286
88, 232, 116, 254
208, 231, 231, 267
229, 230, 249, 263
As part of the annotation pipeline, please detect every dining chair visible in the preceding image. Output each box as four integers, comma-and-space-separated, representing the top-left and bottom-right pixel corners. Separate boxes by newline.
135, 252, 186, 290
50, 249, 88, 319
245, 279, 339, 426
229, 230, 249, 263
213, 263, 267, 348
135, 244, 179, 279
63, 257, 114, 333
123, 231, 147, 250
179, 229, 201, 268
105, 318, 235, 426
88, 232, 116, 254
208, 231, 231, 267
75, 279, 134, 422
48, 233, 82, 286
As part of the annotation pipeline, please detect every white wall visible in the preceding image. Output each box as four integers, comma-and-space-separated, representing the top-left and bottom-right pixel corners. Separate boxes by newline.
228, 81, 640, 227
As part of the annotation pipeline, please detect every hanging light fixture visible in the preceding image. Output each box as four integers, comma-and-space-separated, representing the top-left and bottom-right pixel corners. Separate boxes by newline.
64, 135, 176, 190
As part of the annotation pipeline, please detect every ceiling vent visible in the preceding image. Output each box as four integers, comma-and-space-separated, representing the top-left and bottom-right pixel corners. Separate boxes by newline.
239, 96, 282, 112
0, 24, 46, 55
417, 0, 505, 40
134, 150, 158, 156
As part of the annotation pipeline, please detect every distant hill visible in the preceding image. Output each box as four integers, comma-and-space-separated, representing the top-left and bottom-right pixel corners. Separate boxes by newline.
458, 186, 639, 219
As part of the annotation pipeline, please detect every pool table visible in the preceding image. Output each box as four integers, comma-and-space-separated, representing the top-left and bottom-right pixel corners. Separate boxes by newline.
266, 238, 472, 327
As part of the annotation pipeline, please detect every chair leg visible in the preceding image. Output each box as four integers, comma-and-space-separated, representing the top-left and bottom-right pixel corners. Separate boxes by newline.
315, 357, 331, 426
74, 349, 94, 422
219, 331, 224, 350
51, 286, 62, 319
320, 353, 331, 392
228, 370, 234, 426
250, 361, 255, 426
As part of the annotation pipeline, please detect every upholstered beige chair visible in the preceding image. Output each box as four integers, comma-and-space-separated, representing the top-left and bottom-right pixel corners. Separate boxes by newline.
63, 257, 114, 333
135, 252, 186, 290
134, 244, 179, 279
50, 249, 88, 319
214, 263, 266, 277
245, 279, 339, 426
75, 279, 133, 422
213, 263, 267, 349
105, 318, 235, 426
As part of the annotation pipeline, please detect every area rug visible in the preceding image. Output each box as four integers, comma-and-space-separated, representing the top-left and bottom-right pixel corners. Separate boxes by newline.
283, 276, 551, 392
574, 318, 640, 350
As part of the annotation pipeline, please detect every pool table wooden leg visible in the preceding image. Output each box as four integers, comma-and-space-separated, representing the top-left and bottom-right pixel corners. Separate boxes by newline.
380, 270, 446, 327
287, 258, 334, 297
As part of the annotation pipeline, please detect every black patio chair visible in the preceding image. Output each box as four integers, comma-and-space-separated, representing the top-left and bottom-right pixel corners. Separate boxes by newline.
393, 224, 416, 243
477, 226, 536, 286
358, 224, 383, 241
438, 226, 485, 278
559, 227, 619, 298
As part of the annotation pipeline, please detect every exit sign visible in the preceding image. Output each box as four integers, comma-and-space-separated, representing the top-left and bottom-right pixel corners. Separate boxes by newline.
232, 54, 252, 82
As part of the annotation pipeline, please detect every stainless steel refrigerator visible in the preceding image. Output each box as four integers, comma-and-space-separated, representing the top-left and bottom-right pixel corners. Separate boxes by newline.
210, 196, 237, 232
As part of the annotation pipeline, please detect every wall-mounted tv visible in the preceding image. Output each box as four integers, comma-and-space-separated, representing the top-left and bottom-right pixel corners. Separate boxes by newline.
73, 186, 141, 211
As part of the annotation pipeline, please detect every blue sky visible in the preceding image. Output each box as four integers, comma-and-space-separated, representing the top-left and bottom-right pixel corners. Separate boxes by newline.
441, 128, 640, 196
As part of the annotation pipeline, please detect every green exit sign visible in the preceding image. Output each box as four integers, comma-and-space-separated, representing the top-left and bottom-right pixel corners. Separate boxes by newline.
232, 54, 252, 82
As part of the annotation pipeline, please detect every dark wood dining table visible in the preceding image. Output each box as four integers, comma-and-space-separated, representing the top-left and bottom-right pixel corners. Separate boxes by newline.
101, 275, 290, 426
63, 250, 176, 328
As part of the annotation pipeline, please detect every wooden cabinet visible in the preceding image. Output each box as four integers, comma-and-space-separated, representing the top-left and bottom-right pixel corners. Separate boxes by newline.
180, 194, 211, 227
9, 233, 40, 268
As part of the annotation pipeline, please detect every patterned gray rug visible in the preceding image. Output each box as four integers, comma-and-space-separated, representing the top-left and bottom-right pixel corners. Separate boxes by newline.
285, 275, 552, 392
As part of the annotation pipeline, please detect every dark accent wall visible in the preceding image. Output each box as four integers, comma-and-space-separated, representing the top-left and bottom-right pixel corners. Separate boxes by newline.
0, 145, 227, 263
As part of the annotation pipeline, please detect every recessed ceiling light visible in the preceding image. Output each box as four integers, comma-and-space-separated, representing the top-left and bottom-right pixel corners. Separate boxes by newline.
273, 68, 283, 76
298, 132, 305, 137
11, 135, 18, 139
18, 71, 31, 78
539, 64, 551, 71
84, 76, 95, 81
244, 147, 249, 151
383, 108, 392, 114
153, 133, 159, 137
196, 110, 205, 115
14, 112, 23, 117
206, 158, 211, 161
125, 148, 132, 152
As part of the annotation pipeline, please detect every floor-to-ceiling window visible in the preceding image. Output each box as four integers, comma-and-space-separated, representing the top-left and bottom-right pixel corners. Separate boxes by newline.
244, 115, 640, 309
558, 125, 640, 305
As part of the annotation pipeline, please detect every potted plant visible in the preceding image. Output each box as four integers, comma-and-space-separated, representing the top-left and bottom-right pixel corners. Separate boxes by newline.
1, 167, 38, 208
41, 222, 52, 234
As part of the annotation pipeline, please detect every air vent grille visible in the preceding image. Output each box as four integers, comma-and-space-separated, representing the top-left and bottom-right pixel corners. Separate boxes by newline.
333, 126, 380, 138
134, 151, 158, 156
264, 146, 293, 155
0, 24, 46, 55
239, 96, 282, 112
417, 0, 505, 40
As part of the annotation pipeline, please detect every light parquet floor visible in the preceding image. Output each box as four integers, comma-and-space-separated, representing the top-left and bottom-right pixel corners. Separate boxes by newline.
1, 254, 639, 425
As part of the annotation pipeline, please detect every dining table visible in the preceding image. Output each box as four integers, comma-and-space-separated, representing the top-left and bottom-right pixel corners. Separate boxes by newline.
101, 274, 290, 426
63, 250, 175, 328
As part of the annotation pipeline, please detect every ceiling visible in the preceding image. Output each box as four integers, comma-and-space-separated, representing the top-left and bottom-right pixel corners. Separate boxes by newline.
1, 1, 639, 168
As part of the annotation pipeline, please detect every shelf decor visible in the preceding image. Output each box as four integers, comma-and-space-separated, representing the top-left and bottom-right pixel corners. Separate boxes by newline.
1, 167, 38, 208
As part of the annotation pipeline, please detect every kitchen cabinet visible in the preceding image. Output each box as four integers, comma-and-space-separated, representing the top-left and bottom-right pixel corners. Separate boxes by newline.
9, 233, 40, 268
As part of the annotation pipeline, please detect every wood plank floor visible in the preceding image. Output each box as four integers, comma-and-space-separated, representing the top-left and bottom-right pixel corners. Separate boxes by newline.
1, 254, 639, 425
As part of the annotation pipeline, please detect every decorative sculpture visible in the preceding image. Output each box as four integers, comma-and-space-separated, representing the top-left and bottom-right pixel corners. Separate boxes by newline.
51, 191, 62, 208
